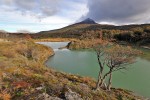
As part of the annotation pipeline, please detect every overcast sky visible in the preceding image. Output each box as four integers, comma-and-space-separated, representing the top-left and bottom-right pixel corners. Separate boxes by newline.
0, 0, 150, 32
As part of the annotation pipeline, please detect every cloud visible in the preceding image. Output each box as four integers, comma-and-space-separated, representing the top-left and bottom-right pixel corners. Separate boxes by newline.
60, 0, 88, 21
0, 0, 88, 32
85, 0, 150, 24
17, 29, 31, 33
0, 0, 88, 20
0, 0, 61, 18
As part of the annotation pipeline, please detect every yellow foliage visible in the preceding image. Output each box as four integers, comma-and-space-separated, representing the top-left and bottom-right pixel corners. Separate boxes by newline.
0, 90, 11, 100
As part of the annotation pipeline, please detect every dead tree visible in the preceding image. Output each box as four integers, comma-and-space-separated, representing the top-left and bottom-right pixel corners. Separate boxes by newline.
105, 45, 140, 90
94, 44, 140, 90
93, 41, 109, 90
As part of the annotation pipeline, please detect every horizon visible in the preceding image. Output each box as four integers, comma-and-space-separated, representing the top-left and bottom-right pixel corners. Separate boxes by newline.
0, 0, 150, 32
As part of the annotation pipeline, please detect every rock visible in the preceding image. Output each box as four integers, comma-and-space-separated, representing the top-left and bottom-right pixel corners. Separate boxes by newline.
36, 86, 44, 90
38, 93, 62, 100
66, 42, 72, 48
58, 46, 66, 50
36, 84, 45, 90
141, 46, 150, 50
65, 88, 83, 100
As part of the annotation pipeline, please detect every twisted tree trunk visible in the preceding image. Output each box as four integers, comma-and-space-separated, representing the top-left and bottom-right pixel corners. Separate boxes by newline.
95, 54, 104, 90
96, 71, 102, 90
107, 73, 112, 91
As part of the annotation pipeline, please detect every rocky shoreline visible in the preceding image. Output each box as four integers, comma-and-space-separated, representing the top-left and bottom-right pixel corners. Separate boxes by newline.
141, 46, 150, 50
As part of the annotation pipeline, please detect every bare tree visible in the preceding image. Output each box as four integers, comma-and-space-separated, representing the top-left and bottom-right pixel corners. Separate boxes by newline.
94, 43, 140, 90
93, 41, 109, 90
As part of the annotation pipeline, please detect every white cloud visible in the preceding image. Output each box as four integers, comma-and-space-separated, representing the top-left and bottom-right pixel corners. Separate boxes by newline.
0, 0, 88, 32
41, 16, 72, 24
0, 0, 61, 18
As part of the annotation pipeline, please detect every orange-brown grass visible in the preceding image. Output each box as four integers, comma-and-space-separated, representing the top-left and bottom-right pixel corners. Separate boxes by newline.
0, 89, 11, 100
68, 39, 109, 50
34, 38, 77, 42
0, 40, 143, 100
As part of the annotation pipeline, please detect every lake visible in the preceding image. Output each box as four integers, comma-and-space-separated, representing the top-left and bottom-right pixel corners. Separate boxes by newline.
37, 42, 150, 98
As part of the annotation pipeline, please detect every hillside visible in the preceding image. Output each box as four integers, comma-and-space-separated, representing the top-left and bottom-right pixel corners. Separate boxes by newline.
31, 19, 150, 46
31, 23, 114, 39
0, 40, 144, 100
0, 19, 149, 46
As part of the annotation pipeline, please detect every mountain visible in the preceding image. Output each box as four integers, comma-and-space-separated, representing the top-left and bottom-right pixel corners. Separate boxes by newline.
31, 18, 114, 39
76, 18, 97, 24
0, 18, 149, 48
30, 20, 150, 46
0, 30, 8, 33
1, 18, 148, 45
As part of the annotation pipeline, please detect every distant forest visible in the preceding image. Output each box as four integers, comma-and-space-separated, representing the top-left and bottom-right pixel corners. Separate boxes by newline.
32, 24, 150, 45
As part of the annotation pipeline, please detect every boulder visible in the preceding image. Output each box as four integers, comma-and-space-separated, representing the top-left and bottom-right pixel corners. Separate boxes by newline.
65, 88, 83, 100
38, 93, 62, 100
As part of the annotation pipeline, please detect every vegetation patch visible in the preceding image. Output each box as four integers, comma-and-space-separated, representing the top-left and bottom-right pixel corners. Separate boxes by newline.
0, 40, 144, 100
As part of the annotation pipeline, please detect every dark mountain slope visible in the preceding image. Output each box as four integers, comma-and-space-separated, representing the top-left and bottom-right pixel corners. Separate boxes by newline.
76, 18, 97, 24
31, 18, 114, 39
31, 19, 150, 46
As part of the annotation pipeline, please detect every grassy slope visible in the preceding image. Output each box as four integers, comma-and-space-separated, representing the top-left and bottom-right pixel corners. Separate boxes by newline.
67, 39, 105, 50
0, 40, 143, 100
31, 23, 150, 48
31, 24, 114, 39
32, 23, 150, 37
34, 38, 77, 42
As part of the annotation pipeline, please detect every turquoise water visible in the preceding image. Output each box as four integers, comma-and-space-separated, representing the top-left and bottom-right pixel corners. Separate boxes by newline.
38, 42, 150, 98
